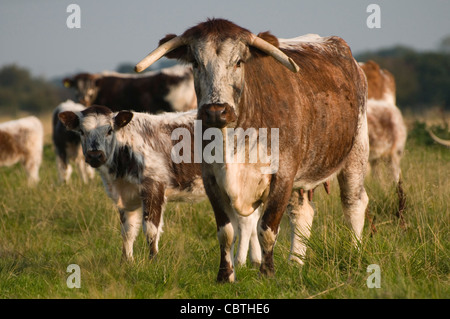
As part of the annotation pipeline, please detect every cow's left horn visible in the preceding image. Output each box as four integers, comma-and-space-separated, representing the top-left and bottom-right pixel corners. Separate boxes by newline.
248, 34, 300, 73
135, 36, 186, 73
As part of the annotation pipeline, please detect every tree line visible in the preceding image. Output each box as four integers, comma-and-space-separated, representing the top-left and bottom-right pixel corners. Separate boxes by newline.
0, 46, 448, 115
356, 46, 450, 111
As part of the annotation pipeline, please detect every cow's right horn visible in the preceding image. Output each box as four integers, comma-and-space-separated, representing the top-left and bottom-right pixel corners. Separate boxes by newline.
135, 36, 186, 73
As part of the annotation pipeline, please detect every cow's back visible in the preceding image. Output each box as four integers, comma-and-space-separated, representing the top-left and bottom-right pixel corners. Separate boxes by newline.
242, 34, 366, 185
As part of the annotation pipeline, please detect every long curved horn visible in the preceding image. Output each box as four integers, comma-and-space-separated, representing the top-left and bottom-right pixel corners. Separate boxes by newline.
428, 129, 450, 147
248, 34, 300, 73
135, 36, 186, 73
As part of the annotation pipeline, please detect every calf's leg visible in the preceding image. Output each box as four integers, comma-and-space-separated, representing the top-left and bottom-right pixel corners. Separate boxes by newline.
120, 208, 142, 261
141, 180, 165, 259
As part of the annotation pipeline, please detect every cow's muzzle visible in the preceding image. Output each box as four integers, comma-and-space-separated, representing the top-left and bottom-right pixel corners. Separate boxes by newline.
198, 103, 237, 128
85, 150, 106, 168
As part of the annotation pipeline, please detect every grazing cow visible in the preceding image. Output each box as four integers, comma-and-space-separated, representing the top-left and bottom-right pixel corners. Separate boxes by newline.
135, 18, 369, 282
52, 100, 95, 183
58, 105, 261, 265
0, 116, 43, 185
63, 64, 197, 113
360, 61, 407, 223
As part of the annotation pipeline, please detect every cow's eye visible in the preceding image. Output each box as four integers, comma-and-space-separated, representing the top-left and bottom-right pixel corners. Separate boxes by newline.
79, 130, 84, 136
236, 60, 243, 68
107, 128, 113, 136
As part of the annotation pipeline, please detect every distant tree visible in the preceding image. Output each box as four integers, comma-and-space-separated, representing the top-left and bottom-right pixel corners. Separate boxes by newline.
357, 46, 450, 110
115, 63, 135, 74
0, 64, 61, 115
438, 35, 450, 53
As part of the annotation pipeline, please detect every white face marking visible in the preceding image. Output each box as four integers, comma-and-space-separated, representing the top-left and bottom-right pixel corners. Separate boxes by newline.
192, 38, 248, 114
78, 113, 115, 159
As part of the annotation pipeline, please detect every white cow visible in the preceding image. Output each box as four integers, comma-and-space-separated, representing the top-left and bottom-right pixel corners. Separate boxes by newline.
0, 116, 43, 185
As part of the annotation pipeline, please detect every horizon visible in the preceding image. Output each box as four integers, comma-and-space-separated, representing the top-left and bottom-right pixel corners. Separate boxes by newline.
1, 0, 450, 79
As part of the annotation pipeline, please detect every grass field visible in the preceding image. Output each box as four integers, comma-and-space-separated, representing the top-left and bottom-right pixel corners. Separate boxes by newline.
0, 113, 448, 299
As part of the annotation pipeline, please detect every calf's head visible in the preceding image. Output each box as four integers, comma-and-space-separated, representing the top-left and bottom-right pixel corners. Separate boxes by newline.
58, 105, 133, 168
134, 19, 299, 128
63, 73, 101, 106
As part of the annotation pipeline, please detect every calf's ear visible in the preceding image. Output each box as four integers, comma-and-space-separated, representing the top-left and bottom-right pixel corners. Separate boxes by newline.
58, 111, 80, 131
114, 111, 133, 129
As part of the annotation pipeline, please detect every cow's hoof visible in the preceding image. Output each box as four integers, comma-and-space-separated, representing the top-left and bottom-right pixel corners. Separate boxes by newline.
216, 268, 235, 283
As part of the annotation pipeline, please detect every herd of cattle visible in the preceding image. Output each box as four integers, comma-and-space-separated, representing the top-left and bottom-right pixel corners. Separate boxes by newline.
0, 19, 447, 282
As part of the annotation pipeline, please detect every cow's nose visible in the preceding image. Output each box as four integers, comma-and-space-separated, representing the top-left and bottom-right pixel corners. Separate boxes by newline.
199, 103, 236, 128
205, 105, 225, 122
85, 150, 106, 168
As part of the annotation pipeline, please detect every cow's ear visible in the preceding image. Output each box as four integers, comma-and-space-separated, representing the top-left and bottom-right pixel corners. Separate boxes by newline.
114, 111, 133, 129
58, 111, 80, 131
160, 34, 189, 61
62, 78, 74, 88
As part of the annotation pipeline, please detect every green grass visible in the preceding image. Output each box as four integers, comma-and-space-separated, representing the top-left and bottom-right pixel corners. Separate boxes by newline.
0, 138, 449, 299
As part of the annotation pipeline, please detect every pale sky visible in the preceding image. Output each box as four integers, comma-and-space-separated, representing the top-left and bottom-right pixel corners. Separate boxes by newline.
1, 0, 449, 79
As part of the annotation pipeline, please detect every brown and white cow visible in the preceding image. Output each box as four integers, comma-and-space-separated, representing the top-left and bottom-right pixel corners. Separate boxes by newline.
360, 61, 407, 222
135, 19, 369, 282
360, 61, 407, 183
52, 100, 95, 183
0, 116, 43, 185
63, 65, 197, 113
58, 105, 261, 265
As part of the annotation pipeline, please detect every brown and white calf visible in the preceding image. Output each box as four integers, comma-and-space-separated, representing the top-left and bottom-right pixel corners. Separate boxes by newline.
360, 61, 407, 222
135, 18, 369, 282
63, 64, 197, 113
58, 105, 261, 264
52, 100, 95, 183
0, 116, 43, 185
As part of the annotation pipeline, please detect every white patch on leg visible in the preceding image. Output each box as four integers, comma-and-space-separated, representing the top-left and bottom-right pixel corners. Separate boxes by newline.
248, 208, 262, 265
235, 208, 261, 266
343, 190, 369, 245
258, 222, 277, 256
143, 213, 164, 256
288, 192, 314, 265
218, 223, 236, 282
121, 208, 142, 261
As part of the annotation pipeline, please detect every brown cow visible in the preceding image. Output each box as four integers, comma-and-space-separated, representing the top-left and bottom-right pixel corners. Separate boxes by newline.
63, 65, 197, 113
135, 19, 369, 282
360, 61, 407, 223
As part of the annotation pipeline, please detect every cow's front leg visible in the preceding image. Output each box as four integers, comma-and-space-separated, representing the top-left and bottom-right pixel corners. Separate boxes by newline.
203, 172, 237, 283
258, 177, 294, 277
141, 179, 166, 259
119, 208, 142, 261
